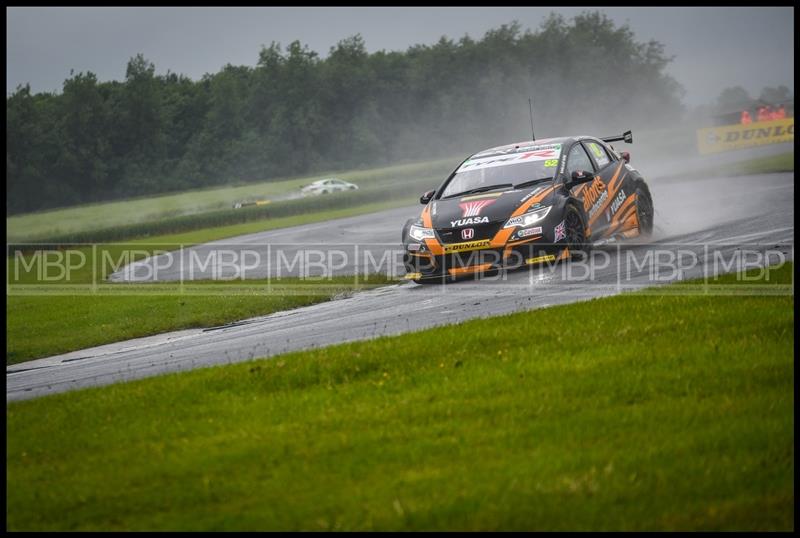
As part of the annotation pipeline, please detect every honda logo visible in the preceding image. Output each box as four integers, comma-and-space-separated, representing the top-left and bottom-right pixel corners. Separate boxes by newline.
461, 228, 475, 240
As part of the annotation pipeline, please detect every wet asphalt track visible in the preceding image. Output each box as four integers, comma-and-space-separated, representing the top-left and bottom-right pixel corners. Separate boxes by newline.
7, 149, 794, 401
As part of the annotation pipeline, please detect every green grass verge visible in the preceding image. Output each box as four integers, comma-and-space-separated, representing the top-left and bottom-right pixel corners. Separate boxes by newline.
6, 274, 395, 365
731, 151, 794, 175
6, 264, 793, 530
7, 157, 454, 243
697, 151, 794, 179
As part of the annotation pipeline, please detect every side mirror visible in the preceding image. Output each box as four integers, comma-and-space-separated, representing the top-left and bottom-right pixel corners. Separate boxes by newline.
568, 170, 594, 188
420, 190, 435, 204
621, 151, 630, 163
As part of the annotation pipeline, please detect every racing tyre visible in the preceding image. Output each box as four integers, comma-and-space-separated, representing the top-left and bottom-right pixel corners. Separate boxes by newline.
563, 203, 588, 260
634, 183, 654, 237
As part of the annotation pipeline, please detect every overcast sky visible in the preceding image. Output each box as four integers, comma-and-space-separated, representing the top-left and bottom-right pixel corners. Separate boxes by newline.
6, 6, 795, 106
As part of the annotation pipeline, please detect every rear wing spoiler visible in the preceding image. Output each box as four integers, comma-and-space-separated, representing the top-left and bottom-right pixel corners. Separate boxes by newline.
601, 130, 633, 144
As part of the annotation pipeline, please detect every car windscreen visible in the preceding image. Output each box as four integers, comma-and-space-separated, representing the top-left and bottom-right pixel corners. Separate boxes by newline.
441, 146, 562, 199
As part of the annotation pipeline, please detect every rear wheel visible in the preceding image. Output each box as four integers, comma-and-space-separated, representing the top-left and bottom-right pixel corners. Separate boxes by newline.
635, 183, 654, 237
563, 204, 588, 260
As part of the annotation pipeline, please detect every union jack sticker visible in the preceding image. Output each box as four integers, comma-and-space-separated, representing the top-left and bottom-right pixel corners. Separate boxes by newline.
554, 220, 566, 242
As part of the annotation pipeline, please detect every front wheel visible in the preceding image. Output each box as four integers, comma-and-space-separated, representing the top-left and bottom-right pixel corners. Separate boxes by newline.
563, 203, 588, 260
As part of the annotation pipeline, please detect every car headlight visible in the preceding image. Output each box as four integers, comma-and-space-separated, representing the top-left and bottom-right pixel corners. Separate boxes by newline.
409, 224, 435, 242
503, 206, 552, 229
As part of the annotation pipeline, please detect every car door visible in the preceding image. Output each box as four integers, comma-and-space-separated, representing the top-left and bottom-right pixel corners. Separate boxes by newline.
564, 142, 603, 235
582, 140, 626, 238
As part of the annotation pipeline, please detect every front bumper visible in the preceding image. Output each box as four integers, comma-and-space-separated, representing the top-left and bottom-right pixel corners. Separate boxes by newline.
403, 241, 569, 281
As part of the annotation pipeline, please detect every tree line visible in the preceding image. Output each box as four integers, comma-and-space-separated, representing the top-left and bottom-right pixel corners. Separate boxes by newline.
714, 85, 793, 113
7, 12, 685, 215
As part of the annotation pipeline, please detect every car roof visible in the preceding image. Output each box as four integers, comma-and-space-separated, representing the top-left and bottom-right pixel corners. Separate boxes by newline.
469, 136, 609, 160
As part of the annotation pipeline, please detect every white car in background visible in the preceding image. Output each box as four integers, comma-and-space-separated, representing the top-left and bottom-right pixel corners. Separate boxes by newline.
300, 178, 359, 196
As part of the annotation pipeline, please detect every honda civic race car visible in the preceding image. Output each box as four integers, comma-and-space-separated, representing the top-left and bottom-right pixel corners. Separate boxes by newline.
401, 131, 654, 283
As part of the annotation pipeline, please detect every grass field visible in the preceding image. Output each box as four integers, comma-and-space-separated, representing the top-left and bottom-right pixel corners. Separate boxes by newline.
736, 150, 793, 174
7, 157, 455, 243
684, 150, 794, 181
6, 264, 793, 531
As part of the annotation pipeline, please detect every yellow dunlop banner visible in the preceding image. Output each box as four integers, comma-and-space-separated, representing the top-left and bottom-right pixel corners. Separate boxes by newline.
697, 118, 794, 154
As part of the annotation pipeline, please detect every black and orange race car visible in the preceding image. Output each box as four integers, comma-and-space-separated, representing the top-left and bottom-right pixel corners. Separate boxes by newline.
401, 131, 654, 282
